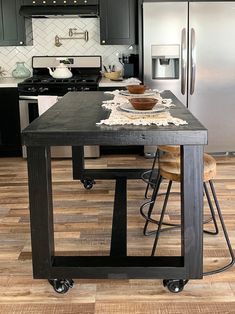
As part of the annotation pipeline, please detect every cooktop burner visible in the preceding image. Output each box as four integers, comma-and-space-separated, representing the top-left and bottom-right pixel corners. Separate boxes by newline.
23, 74, 99, 84
18, 74, 101, 96
18, 56, 102, 96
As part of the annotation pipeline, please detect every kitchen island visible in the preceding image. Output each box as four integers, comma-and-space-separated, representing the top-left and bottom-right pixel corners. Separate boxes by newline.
22, 91, 207, 294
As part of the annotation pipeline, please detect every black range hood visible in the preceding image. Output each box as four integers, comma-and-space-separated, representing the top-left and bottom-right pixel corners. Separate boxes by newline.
19, 2, 99, 18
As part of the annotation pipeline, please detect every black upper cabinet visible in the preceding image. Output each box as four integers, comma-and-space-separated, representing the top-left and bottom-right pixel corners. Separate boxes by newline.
0, 0, 28, 46
100, 0, 137, 45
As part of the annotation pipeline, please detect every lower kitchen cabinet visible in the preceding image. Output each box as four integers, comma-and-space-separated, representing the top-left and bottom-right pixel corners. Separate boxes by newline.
100, 0, 137, 45
0, 88, 22, 157
0, 0, 29, 46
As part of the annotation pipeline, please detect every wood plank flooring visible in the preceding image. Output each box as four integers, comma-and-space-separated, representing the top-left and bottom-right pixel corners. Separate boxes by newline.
0, 154, 235, 313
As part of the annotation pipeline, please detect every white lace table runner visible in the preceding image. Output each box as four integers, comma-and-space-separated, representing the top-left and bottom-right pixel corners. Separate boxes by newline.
96, 90, 188, 127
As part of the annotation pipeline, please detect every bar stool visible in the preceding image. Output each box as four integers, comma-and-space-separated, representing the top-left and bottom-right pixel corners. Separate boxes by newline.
140, 146, 235, 276
141, 146, 218, 236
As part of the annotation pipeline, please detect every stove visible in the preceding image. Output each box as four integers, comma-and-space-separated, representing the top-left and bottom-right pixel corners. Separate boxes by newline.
19, 56, 102, 158
18, 55, 102, 96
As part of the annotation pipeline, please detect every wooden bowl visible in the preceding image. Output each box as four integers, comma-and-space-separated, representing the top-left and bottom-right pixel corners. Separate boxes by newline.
104, 71, 122, 80
129, 98, 158, 110
127, 84, 147, 94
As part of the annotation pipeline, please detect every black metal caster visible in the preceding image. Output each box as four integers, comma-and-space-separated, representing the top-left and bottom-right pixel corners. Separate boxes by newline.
81, 178, 95, 190
48, 279, 74, 294
163, 279, 188, 293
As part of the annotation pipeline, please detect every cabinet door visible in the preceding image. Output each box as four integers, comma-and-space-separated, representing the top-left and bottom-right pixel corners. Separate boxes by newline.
0, 88, 22, 157
0, 0, 26, 46
100, 0, 137, 45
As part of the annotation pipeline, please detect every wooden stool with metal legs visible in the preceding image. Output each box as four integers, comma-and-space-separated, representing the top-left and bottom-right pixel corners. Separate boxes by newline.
141, 146, 219, 236
140, 146, 235, 277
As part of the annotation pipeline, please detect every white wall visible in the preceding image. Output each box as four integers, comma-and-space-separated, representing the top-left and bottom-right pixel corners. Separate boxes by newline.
0, 17, 133, 77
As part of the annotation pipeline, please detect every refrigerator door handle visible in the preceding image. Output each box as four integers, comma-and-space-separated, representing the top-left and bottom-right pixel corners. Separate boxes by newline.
190, 28, 196, 95
181, 28, 187, 95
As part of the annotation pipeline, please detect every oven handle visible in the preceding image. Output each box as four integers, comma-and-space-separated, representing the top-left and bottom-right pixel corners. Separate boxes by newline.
19, 95, 39, 101
19, 96, 63, 101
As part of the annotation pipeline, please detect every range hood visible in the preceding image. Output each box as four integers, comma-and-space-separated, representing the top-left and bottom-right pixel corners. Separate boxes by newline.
19, 1, 99, 18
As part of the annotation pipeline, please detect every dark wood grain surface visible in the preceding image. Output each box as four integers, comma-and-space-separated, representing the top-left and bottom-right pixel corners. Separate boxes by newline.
21, 91, 207, 146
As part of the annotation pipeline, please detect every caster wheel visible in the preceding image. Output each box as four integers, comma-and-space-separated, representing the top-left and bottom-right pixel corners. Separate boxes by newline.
81, 178, 95, 190
48, 279, 74, 294
163, 279, 188, 293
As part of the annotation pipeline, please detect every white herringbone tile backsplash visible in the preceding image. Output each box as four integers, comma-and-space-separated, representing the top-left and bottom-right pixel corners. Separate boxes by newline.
0, 18, 133, 77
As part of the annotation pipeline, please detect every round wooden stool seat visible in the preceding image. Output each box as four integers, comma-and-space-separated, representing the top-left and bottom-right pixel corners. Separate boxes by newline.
159, 153, 217, 182
158, 145, 180, 154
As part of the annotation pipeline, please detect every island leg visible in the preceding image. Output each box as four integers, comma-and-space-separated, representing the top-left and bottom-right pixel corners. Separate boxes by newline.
181, 145, 204, 278
27, 146, 74, 293
27, 146, 54, 279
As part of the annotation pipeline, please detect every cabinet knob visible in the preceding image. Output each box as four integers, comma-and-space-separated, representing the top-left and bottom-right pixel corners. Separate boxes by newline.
102, 40, 106, 44
19, 42, 24, 45
84, 0, 88, 3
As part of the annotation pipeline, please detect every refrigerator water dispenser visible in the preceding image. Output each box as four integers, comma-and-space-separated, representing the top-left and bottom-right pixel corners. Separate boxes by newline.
152, 45, 180, 79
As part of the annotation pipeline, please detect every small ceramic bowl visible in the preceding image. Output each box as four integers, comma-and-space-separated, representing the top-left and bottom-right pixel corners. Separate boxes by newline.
129, 98, 158, 110
104, 71, 122, 80
127, 84, 147, 94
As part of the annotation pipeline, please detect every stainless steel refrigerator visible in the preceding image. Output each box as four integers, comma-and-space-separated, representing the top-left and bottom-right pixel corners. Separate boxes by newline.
143, 1, 235, 153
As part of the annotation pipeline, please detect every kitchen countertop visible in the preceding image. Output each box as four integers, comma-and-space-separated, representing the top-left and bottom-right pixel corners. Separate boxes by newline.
99, 77, 139, 88
0, 77, 25, 88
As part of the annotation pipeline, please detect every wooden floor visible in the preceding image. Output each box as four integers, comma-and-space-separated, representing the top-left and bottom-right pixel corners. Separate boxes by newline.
0, 153, 235, 313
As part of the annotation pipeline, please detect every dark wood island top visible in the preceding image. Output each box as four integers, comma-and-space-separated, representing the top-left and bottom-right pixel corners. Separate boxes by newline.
21, 90, 207, 147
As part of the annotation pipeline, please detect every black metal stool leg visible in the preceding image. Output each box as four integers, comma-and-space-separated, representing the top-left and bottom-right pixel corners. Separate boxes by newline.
204, 180, 235, 276
142, 175, 162, 236
203, 182, 219, 235
140, 176, 181, 236
142, 179, 220, 237
144, 149, 159, 199
151, 180, 172, 256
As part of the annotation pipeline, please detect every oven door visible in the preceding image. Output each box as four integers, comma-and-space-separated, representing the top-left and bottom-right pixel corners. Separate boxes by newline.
19, 96, 100, 158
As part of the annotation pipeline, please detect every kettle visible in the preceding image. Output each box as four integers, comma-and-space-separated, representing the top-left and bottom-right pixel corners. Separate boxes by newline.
47, 58, 72, 79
